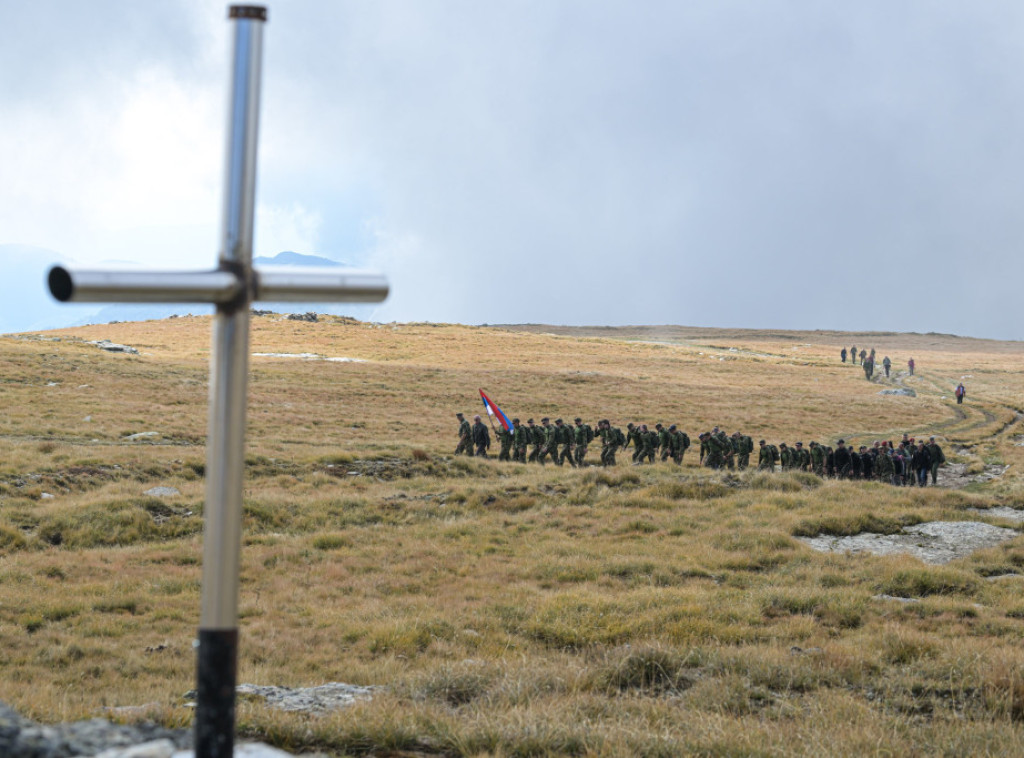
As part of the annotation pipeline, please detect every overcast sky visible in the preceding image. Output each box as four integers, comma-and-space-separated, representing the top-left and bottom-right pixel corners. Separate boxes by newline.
2, 1, 1023, 340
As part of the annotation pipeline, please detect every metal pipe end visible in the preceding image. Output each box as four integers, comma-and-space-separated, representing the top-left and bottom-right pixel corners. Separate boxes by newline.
48, 266, 74, 302
229, 6, 267, 21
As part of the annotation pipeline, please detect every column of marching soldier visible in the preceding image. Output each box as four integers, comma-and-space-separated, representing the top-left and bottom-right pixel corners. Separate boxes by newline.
453, 414, 947, 486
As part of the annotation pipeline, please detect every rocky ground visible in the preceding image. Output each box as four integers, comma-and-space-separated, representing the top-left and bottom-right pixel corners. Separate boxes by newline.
1, 682, 374, 757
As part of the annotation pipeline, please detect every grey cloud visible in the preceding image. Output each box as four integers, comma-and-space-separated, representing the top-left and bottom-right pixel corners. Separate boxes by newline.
5, 2, 1023, 339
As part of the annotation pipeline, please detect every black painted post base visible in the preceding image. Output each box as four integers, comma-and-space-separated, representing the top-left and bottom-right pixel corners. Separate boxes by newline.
195, 628, 239, 758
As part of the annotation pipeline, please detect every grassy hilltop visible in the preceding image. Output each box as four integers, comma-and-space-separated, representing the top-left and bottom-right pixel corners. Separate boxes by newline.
1, 316, 1024, 756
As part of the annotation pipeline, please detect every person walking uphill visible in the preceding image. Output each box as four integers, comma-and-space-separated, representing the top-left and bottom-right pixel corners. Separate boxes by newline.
912, 442, 932, 487
472, 415, 490, 457
882, 356, 891, 378
927, 436, 946, 485
908, 358, 915, 376
955, 383, 966, 404
455, 412, 473, 456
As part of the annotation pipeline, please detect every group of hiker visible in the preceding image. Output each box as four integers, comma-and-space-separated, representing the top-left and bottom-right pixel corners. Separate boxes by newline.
755, 435, 947, 486
841, 345, 968, 402
455, 413, 947, 486
841, 344, 912, 381
454, 413, 691, 468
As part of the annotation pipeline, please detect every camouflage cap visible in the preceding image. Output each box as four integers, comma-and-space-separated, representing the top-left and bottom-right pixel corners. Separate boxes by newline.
759, 439, 766, 444
527, 418, 534, 424
555, 418, 563, 424
669, 424, 677, 430
574, 417, 582, 423
541, 417, 549, 422
456, 412, 464, 417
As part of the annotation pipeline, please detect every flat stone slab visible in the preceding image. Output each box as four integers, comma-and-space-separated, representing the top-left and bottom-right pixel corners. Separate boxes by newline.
798, 521, 1019, 564
252, 353, 366, 363
235, 682, 374, 713
90, 340, 140, 355
144, 487, 181, 498
878, 388, 916, 397
967, 506, 1024, 523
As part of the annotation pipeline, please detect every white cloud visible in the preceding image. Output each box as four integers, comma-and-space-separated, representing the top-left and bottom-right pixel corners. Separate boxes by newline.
254, 203, 323, 260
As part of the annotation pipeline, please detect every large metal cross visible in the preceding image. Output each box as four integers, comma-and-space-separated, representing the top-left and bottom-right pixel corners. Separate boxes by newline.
46, 7, 388, 757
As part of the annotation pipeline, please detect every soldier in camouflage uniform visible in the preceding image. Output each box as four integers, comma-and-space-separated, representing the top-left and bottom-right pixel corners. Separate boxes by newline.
555, 419, 575, 467
454, 412, 473, 456
512, 418, 529, 463
809, 441, 825, 476
875, 443, 895, 484
573, 417, 592, 467
623, 423, 642, 462
758, 440, 774, 471
699, 432, 710, 465
607, 421, 625, 465
537, 418, 556, 465
714, 428, 734, 469
779, 442, 793, 470
702, 431, 726, 469
496, 423, 513, 461
638, 424, 657, 463
657, 424, 673, 462
793, 442, 809, 471
672, 425, 690, 464
733, 432, 753, 470
597, 420, 621, 466
527, 419, 543, 463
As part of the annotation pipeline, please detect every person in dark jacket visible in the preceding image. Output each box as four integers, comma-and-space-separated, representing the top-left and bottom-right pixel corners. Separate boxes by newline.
833, 440, 852, 478
472, 415, 490, 457
927, 437, 946, 484
912, 442, 932, 487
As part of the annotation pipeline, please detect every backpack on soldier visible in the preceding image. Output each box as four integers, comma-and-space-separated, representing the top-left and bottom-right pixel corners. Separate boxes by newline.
614, 428, 626, 445
743, 435, 753, 454
585, 424, 595, 443
681, 432, 690, 450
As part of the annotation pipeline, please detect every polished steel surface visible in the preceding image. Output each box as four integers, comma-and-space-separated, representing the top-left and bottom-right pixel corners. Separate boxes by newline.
200, 9, 264, 633
47, 266, 241, 303
256, 268, 390, 302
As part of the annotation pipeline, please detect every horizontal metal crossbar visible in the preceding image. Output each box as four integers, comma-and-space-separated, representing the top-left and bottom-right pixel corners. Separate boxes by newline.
47, 265, 388, 305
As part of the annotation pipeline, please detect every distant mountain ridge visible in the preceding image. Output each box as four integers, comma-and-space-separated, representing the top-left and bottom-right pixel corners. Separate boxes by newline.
253, 251, 346, 267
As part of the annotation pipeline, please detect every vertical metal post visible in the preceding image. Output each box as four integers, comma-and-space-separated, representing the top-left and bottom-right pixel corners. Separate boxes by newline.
195, 6, 266, 757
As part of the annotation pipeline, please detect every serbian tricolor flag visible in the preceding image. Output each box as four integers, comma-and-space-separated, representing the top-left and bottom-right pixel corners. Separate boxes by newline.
479, 389, 513, 431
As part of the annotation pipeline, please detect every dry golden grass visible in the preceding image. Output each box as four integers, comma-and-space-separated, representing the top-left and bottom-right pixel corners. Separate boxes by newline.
0, 316, 1023, 756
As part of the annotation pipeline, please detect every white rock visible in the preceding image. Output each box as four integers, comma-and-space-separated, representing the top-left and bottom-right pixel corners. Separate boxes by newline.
124, 432, 161, 440
171, 744, 296, 758
95, 739, 176, 758
40, 492, 55, 500
145, 487, 181, 498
